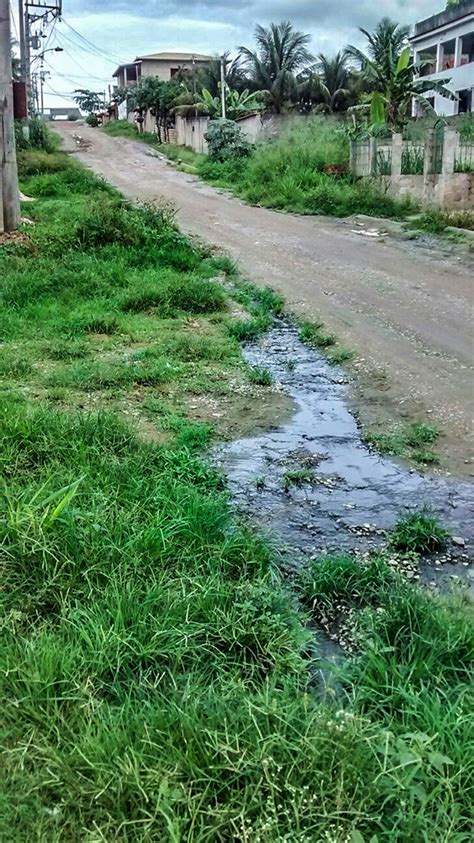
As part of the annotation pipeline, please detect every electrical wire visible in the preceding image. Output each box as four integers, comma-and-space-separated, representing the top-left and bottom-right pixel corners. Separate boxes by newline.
54, 26, 119, 66
60, 16, 127, 65
51, 32, 112, 81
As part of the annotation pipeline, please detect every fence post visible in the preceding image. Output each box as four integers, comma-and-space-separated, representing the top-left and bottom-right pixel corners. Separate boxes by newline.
391, 133, 403, 177
442, 128, 457, 176
369, 136, 377, 175
423, 130, 434, 178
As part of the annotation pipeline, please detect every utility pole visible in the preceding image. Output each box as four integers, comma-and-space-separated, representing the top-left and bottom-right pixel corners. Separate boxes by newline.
0, 0, 21, 231
220, 55, 226, 119
18, 0, 26, 81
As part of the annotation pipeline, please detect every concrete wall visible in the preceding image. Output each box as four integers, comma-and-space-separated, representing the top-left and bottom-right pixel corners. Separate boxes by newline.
175, 115, 209, 153
140, 59, 208, 83
352, 129, 474, 210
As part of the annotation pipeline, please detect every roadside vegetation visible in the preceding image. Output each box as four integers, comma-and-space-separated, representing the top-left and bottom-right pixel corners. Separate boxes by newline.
364, 421, 442, 466
1, 143, 473, 840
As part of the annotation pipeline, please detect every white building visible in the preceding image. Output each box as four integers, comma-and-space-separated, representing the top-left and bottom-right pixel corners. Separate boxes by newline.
411, 0, 474, 114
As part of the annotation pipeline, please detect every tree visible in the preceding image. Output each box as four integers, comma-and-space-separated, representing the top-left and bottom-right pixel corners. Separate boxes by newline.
239, 21, 314, 113
346, 17, 411, 79
201, 52, 249, 97
368, 47, 454, 129
299, 52, 352, 113
73, 89, 103, 114
345, 18, 453, 129
175, 86, 264, 120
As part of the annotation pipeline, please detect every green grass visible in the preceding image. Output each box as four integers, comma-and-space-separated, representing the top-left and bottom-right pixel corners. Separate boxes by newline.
389, 509, 450, 553
248, 365, 273, 385
1, 147, 472, 840
101, 119, 158, 145
365, 421, 441, 466
195, 118, 417, 219
283, 469, 314, 491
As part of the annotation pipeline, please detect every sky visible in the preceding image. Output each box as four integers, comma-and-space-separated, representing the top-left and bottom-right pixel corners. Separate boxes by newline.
12, 0, 442, 109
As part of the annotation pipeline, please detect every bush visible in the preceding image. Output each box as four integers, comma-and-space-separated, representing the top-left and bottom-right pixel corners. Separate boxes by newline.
206, 118, 252, 162
14, 117, 57, 153
86, 113, 99, 127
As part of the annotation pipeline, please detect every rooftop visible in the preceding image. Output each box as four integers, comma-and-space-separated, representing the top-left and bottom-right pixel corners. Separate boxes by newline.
136, 52, 212, 62
412, 0, 474, 39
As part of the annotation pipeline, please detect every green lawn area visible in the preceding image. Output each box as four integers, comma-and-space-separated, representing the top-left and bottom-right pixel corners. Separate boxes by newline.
1, 146, 472, 840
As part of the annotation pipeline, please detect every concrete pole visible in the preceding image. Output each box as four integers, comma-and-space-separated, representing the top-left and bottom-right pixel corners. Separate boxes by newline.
0, 0, 21, 231
220, 56, 226, 119
18, 0, 26, 80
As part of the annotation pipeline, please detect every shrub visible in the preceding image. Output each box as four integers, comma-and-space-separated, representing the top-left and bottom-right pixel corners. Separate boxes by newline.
14, 117, 57, 153
206, 119, 252, 162
86, 113, 99, 127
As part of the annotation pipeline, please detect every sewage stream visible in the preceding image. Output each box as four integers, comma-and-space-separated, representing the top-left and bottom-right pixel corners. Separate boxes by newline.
214, 322, 474, 592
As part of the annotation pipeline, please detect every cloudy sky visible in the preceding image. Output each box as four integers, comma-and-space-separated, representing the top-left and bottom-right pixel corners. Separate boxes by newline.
16, 0, 441, 109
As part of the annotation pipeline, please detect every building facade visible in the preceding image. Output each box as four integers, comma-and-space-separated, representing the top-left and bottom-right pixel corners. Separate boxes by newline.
411, 0, 474, 114
113, 52, 211, 90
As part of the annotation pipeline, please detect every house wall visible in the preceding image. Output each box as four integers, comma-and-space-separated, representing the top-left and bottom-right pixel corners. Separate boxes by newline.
412, 14, 474, 114
140, 59, 208, 82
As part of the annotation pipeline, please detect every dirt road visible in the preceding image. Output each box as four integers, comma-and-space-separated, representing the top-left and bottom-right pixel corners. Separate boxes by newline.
55, 123, 473, 475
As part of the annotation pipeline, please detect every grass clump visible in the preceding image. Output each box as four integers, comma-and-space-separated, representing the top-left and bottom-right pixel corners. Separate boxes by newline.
365, 421, 441, 466
283, 469, 314, 491
248, 365, 273, 386
389, 509, 450, 553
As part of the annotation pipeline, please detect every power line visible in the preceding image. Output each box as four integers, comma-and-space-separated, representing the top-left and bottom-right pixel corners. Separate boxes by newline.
54, 26, 118, 66
60, 16, 127, 64
51, 32, 111, 80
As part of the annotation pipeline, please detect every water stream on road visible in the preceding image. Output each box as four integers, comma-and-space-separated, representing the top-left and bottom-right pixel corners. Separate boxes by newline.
214, 322, 473, 592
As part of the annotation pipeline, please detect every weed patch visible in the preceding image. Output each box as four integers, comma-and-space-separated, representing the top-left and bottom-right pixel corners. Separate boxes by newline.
365, 421, 441, 465
389, 509, 450, 553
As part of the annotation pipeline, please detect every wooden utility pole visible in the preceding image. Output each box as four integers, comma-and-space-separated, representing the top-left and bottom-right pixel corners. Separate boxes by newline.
0, 0, 21, 231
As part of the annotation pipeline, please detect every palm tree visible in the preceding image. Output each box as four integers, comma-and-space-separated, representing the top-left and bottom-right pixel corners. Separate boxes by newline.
202, 52, 249, 97
299, 52, 351, 113
239, 21, 314, 113
346, 17, 410, 78
345, 18, 454, 128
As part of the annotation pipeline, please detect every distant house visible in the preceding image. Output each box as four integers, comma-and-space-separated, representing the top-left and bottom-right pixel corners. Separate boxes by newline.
112, 52, 212, 89
47, 107, 82, 121
411, 0, 474, 114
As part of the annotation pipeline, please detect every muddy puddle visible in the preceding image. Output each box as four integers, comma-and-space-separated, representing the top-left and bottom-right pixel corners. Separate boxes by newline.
214, 322, 474, 592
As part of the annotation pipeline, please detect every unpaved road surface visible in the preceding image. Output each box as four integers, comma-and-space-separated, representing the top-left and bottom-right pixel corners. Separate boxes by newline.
55, 123, 473, 476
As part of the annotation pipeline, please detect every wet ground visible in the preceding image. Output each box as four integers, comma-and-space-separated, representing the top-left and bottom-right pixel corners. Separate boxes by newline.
214, 322, 474, 592
54, 123, 474, 476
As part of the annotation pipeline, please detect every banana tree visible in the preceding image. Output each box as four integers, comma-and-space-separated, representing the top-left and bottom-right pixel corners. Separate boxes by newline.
366, 47, 454, 129
175, 86, 264, 120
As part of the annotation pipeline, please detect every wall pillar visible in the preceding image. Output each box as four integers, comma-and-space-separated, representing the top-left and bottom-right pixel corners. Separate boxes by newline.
443, 128, 457, 175
454, 36, 462, 68
391, 133, 403, 177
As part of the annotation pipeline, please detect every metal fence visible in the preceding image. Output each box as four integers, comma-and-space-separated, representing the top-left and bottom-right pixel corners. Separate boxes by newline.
455, 141, 474, 173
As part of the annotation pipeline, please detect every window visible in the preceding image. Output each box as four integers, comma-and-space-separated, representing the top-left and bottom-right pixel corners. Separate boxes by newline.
440, 38, 455, 70
460, 32, 474, 65
170, 67, 180, 78
458, 89, 472, 114
418, 45, 437, 76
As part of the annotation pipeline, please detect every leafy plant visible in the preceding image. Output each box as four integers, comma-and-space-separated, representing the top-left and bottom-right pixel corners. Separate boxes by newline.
206, 118, 252, 161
